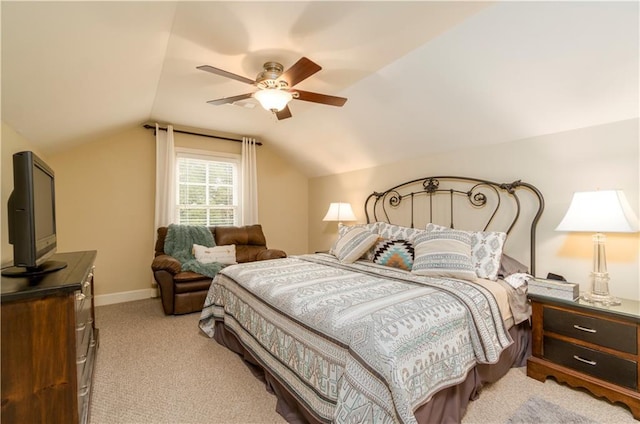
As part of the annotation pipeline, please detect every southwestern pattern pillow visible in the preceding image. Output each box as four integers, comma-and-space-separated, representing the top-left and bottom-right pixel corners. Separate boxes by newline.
371, 239, 414, 271
411, 229, 477, 282
426, 223, 506, 281
331, 227, 379, 264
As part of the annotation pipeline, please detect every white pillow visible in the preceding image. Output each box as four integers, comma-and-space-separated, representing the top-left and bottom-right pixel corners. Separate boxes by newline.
426, 223, 506, 281
193, 244, 237, 265
331, 227, 379, 264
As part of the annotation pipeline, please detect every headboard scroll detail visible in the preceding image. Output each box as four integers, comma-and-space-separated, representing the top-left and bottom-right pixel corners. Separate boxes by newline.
364, 176, 544, 275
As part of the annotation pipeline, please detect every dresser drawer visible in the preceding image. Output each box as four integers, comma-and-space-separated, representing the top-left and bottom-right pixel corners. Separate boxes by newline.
76, 331, 97, 392
75, 316, 93, 358
77, 333, 96, 424
543, 307, 637, 354
75, 291, 92, 334
544, 336, 637, 390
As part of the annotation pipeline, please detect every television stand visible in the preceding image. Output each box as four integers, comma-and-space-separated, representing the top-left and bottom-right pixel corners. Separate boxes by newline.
2, 251, 97, 424
1, 260, 67, 277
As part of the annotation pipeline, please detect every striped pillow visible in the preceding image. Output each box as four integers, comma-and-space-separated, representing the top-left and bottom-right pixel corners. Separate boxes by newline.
331, 222, 380, 256
426, 223, 506, 280
331, 227, 379, 264
411, 229, 477, 282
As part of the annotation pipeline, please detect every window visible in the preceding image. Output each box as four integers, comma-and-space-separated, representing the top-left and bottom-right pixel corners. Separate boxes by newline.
175, 150, 240, 226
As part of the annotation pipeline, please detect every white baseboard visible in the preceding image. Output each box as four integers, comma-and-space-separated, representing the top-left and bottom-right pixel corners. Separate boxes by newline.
95, 288, 158, 307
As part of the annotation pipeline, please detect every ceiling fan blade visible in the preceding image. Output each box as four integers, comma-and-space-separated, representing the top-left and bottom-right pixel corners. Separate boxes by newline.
197, 65, 255, 85
206, 93, 254, 106
278, 57, 322, 87
294, 90, 347, 107
275, 105, 292, 120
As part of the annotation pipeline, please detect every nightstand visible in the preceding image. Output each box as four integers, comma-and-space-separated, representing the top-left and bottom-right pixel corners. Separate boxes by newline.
527, 294, 640, 419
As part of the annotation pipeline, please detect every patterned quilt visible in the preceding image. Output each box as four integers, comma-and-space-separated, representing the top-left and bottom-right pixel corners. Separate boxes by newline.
199, 254, 512, 424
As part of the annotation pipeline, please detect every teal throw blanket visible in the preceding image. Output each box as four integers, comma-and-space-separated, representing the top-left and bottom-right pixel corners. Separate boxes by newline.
164, 224, 225, 278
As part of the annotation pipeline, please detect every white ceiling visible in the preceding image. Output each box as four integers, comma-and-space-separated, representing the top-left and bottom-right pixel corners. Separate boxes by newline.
2, 1, 638, 177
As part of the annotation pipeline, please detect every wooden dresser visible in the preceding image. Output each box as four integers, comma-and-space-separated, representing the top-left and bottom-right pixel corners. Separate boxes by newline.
527, 293, 640, 419
1, 251, 98, 424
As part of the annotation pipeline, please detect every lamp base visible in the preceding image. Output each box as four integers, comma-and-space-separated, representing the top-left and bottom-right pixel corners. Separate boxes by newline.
581, 291, 621, 306
580, 270, 621, 306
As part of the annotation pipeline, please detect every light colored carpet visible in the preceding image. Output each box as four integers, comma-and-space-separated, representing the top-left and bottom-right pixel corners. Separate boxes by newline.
506, 397, 597, 423
89, 299, 636, 424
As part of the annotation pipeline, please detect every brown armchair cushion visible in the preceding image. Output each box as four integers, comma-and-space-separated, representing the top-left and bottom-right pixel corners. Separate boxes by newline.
151, 254, 181, 274
257, 249, 287, 261
214, 224, 267, 246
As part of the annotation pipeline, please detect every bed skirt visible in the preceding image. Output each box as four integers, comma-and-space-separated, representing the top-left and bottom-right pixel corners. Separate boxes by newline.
213, 320, 531, 424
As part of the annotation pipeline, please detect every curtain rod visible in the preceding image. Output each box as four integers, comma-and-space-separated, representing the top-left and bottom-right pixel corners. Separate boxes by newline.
143, 124, 262, 146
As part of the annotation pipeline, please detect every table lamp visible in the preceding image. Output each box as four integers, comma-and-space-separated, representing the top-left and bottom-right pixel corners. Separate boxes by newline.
556, 190, 639, 305
323, 202, 357, 224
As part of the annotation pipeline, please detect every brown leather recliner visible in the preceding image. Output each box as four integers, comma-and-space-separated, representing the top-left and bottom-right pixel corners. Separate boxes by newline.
151, 224, 286, 315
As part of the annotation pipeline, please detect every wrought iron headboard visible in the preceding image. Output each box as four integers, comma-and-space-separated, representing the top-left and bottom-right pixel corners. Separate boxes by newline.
364, 176, 544, 275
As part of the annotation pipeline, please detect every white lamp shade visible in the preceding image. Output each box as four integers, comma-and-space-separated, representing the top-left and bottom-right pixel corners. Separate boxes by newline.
254, 89, 292, 111
556, 190, 639, 233
323, 202, 357, 222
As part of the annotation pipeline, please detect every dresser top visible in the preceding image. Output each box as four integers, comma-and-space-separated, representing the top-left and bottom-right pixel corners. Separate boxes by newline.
529, 293, 640, 323
1, 251, 97, 303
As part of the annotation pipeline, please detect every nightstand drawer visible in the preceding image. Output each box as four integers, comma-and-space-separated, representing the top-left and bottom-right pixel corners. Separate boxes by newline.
544, 337, 637, 390
544, 307, 637, 354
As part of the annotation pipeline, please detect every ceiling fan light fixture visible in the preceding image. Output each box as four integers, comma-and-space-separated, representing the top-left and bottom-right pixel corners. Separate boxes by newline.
254, 89, 292, 112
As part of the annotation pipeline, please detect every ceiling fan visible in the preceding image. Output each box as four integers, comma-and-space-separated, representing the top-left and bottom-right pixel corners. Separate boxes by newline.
197, 57, 347, 120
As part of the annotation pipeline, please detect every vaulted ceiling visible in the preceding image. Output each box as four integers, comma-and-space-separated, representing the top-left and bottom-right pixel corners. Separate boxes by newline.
2, 1, 638, 177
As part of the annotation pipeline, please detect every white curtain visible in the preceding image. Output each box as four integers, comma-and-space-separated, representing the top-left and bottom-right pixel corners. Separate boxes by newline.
154, 124, 176, 228
241, 137, 259, 225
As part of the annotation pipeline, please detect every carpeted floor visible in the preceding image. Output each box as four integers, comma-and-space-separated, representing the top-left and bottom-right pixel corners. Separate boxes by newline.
89, 299, 636, 424
505, 396, 597, 423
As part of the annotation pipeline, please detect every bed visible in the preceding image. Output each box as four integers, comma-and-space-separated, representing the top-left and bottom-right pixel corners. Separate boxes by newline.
199, 176, 544, 424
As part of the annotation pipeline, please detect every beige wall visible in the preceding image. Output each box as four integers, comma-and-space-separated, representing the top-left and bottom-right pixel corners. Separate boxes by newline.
1, 122, 50, 265
1, 125, 309, 298
310, 119, 640, 300
46, 126, 156, 296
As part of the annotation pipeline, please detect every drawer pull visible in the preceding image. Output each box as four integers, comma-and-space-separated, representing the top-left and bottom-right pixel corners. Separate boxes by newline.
77, 354, 87, 365
76, 292, 86, 302
573, 324, 596, 333
573, 355, 597, 366
78, 385, 90, 397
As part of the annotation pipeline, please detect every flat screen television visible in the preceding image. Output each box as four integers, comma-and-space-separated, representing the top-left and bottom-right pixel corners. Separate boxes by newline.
2, 151, 67, 277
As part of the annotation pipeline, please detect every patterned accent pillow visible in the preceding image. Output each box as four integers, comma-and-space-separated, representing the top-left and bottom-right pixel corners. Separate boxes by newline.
331, 222, 380, 255
331, 227, 379, 264
469, 231, 507, 280
371, 239, 414, 271
411, 229, 477, 282
426, 223, 506, 281
338, 221, 380, 236
378, 222, 427, 241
